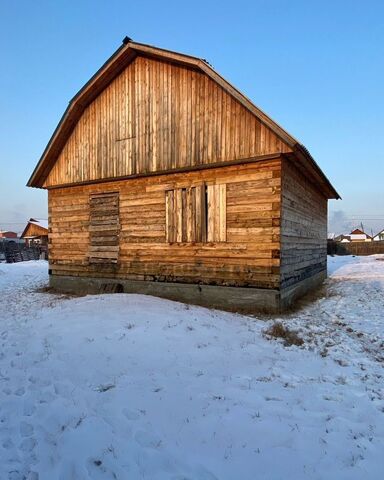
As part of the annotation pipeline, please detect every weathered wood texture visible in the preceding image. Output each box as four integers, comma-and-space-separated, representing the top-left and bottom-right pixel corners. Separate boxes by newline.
89, 192, 120, 263
280, 158, 328, 289
44, 56, 291, 187
165, 186, 207, 243
207, 184, 226, 242
48, 160, 281, 288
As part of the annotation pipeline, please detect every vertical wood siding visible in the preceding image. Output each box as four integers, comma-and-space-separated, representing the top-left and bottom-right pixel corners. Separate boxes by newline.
44, 56, 291, 187
165, 186, 206, 243
207, 184, 226, 242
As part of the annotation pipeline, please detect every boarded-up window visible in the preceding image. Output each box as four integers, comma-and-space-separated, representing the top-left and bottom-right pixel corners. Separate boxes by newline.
89, 192, 120, 263
165, 184, 226, 243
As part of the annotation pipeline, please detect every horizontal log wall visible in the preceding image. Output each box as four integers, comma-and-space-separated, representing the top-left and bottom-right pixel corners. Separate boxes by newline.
48, 159, 282, 289
280, 158, 328, 289
44, 56, 291, 187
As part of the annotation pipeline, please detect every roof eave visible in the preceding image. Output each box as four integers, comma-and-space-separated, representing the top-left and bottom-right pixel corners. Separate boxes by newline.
27, 39, 339, 200
292, 144, 341, 200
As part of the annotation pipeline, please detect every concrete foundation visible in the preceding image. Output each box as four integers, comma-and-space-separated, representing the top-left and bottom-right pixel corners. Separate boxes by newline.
49, 270, 327, 313
280, 270, 327, 310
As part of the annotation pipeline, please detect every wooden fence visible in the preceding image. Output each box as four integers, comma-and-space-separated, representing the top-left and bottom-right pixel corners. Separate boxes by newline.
328, 240, 384, 256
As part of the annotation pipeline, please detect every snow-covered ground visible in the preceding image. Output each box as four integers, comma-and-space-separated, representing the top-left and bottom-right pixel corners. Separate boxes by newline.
0, 256, 383, 480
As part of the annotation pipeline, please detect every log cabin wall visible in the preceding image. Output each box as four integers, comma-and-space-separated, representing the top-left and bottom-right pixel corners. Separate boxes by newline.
43, 56, 291, 188
280, 158, 328, 289
48, 159, 281, 289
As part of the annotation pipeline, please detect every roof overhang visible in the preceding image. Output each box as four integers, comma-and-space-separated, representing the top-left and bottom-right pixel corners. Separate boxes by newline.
27, 39, 340, 199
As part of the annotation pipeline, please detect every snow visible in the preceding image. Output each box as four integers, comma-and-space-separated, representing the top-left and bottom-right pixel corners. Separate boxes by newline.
31, 220, 48, 230
27, 219, 48, 231
0, 256, 384, 479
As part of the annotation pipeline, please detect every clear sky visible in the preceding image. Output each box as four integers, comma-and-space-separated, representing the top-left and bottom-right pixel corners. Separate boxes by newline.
0, 0, 383, 235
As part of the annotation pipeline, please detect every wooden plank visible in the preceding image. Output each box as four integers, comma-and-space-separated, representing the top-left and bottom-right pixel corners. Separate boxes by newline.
186, 187, 194, 242
207, 184, 214, 242
181, 188, 187, 242
219, 183, 226, 242
207, 184, 226, 242
175, 188, 183, 243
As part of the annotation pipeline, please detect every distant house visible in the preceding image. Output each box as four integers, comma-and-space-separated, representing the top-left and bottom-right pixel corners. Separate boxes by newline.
335, 234, 351, 243
0, 231, 18, 239
349, 228, 372, 242
21, 218, 48, 247
373, 229, 384, 241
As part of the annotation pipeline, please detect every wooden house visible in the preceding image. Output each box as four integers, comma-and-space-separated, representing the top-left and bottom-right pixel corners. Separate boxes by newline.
334, 234, 351, 243
373, 229, 384, 241
21, 218, 49, 247
27, 39, 339, 312
349, 228, 372, 242
0, 231, 18, 239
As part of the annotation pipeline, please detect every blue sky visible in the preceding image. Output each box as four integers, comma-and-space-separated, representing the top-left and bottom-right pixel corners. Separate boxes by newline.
0, 0, 383, 234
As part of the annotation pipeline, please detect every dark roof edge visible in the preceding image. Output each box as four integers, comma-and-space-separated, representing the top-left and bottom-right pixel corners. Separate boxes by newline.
293, 144, 341, 199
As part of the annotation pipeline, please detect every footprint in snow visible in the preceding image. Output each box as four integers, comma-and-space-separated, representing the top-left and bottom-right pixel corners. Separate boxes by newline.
53, 382, 74, 398
23, 402, 36, 417
8, 470, 39, 480
28, 376, 51, 388
14, 387, 25, 396
122, 408, 140, 421
9, 471, 38, 480
38, 391, 55, 404
19, 437, 37, 453
134, 430, 162, 449
20, 422, 34, 437
10, 359, 24, 369
86, 458, 118, 480
2, 438, 14, 449
0, 412, 9, 424
8, 471, 24, 480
